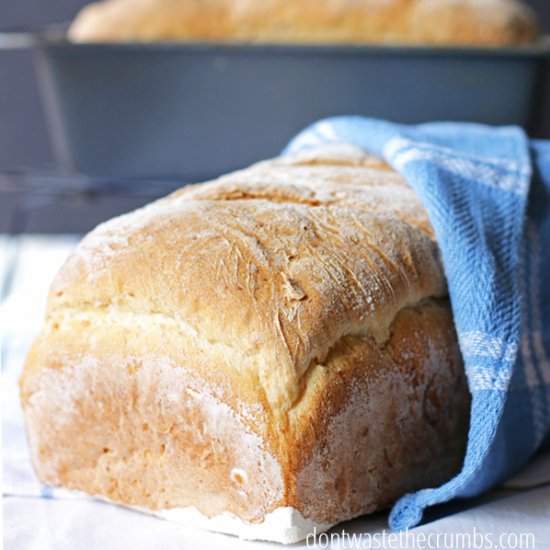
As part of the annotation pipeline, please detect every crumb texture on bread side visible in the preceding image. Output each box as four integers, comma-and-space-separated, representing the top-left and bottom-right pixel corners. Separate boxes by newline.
21, 144, 470, 537
68, 0, 538, 45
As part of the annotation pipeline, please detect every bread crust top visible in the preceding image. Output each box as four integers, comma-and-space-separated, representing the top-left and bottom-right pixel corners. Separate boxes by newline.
43, 145, 447, 414
68, 0, 539, 45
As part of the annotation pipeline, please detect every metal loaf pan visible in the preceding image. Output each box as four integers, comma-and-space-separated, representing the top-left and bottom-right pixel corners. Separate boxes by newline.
3, 27, 550, 180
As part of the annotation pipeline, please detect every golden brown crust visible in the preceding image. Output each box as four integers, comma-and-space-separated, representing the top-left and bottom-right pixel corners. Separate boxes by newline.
288, 300, 468, 521
21, 297, 468, 524
21, 144, 470, 531
68, 0, 538, 46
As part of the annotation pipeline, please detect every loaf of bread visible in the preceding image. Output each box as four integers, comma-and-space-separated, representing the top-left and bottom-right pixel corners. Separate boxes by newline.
68, 0, 538, 45
21, 145, 470, 543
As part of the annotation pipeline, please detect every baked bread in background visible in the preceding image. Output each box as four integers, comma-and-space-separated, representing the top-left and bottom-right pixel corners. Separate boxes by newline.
21, 145, 470, 543
68, 0, 538, 45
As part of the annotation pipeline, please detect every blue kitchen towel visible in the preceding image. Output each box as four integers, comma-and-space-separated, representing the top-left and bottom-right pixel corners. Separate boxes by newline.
285, 117, 550, 530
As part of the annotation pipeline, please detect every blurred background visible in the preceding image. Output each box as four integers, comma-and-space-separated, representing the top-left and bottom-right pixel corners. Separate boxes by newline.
2, 0, 550, 173
1, 0, 549, 234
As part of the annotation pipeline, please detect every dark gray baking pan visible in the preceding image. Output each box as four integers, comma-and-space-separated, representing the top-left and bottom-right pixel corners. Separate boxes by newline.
2, 27, 550, 181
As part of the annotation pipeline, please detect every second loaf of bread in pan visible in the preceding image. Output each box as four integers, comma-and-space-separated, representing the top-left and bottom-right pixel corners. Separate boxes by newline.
21, 145, 470, 543
68, 0, 538, 46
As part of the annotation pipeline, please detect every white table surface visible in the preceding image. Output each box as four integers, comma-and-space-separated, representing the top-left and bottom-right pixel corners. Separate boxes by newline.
2, 235, 550, 550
